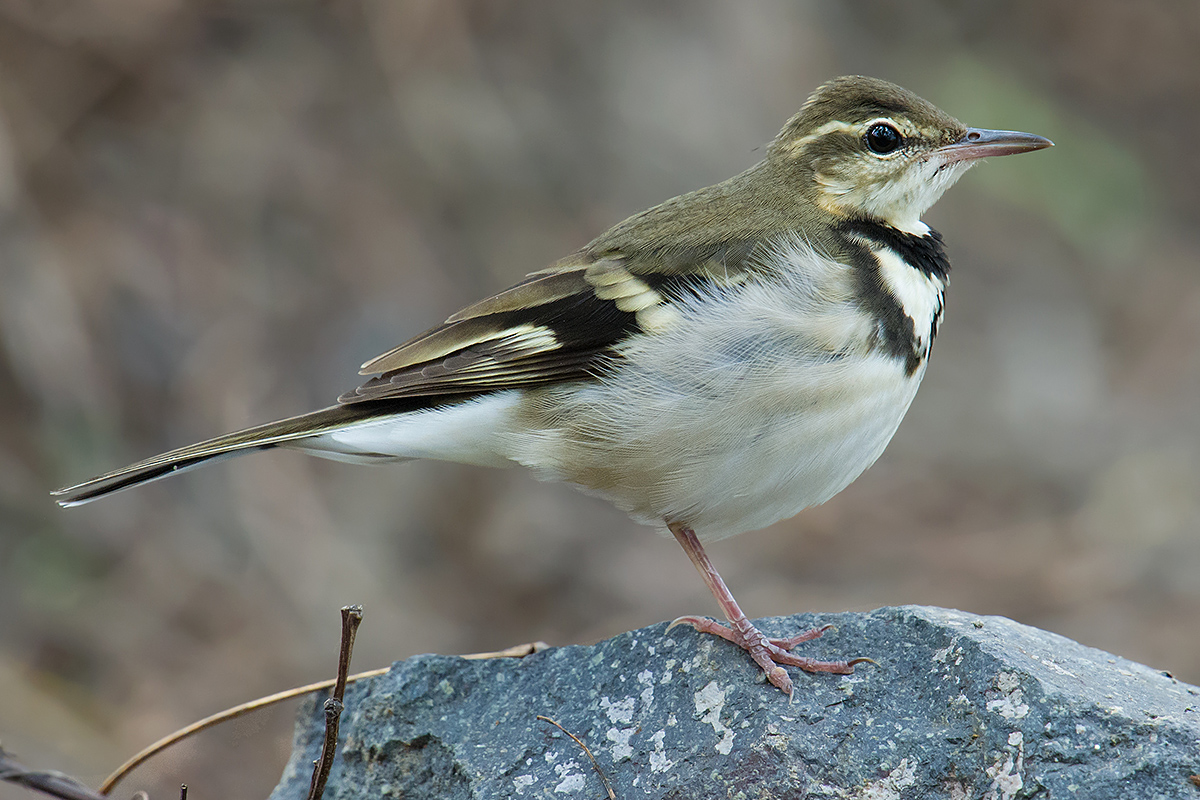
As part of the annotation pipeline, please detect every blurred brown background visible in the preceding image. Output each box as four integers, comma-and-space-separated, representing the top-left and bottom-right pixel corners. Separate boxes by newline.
2, 1, 1198, 797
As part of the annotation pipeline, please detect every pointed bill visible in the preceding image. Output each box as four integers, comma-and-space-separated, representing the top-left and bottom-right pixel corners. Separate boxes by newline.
933, 128, 1053, 164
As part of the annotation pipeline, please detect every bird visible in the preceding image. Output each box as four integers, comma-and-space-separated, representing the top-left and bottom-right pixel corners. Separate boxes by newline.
55, 76, 1052, 696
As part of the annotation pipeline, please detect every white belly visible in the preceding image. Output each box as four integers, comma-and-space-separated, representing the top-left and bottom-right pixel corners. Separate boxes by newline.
506, 352, 924, 541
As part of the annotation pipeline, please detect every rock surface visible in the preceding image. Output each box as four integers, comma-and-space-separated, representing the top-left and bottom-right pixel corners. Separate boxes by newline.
269, 606, 1200, 799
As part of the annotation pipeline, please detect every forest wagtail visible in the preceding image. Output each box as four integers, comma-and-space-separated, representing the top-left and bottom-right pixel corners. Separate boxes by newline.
56, 76, 1052, 695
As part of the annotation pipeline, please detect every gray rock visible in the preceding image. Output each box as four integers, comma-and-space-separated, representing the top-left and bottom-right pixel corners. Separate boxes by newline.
269, 606, 1200, 799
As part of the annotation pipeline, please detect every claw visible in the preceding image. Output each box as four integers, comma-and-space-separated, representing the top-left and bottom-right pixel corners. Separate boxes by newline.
666, 615, 707, 633
766, 665, 793, 696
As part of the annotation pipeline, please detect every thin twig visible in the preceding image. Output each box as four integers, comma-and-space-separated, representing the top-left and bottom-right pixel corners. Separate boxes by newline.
461, 641, 549, 660
180, 783, 188, 800
536, 716, 616, 800
306, 604, 363, 800
306, 700, 342, 799
98, 665, 389, 795
0, 745, 109, 800
99, 638, 546, 794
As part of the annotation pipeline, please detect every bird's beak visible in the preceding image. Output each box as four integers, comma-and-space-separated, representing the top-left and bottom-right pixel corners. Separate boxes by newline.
934, 128, 1054, 165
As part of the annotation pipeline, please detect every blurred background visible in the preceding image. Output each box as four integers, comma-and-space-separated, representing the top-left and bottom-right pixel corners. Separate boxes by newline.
2, 1, 1198, 797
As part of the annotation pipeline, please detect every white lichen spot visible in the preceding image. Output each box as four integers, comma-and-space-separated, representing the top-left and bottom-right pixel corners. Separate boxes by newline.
693, 681, 735, 755
638, 670, 655, 707
513, 775, 537, 794
667, 714, 677, 726
986, 673, 1030, 720
984, 729, 1025, 800
987, 693, 1029, 720
553, 774, 586, 794
553, 761, 586, 794
600, 695, 636, 724
545, 750, 557, 763
607, 726, 634, 761
649, 729, 674, 773
932, 645, 953, 663
1075, 723, 1086, 734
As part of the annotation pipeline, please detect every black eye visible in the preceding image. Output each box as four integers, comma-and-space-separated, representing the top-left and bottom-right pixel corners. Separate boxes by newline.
865, 123, 902, 155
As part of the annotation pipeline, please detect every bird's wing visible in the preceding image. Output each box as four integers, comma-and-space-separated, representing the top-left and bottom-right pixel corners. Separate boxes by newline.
339, 248, 755, 404
341, 255, 650, 403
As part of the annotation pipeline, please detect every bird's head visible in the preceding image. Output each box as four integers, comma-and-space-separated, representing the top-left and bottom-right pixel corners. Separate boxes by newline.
770, 76, 1052, 234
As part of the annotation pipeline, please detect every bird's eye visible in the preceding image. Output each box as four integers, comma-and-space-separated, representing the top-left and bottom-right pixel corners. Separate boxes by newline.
864, 123, 902, 155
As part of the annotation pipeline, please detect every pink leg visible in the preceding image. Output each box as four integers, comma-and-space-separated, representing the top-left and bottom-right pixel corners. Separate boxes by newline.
666, 522, 871, 696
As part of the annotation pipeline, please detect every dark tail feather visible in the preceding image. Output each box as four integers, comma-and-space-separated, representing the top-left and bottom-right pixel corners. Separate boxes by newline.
53, 404, 390, 507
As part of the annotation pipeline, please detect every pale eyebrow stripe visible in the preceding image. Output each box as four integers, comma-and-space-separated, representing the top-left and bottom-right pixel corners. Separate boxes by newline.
782, 119, 860, 154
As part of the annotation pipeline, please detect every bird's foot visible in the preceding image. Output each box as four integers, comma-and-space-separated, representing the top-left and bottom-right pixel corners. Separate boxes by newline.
667, 615, 873, 696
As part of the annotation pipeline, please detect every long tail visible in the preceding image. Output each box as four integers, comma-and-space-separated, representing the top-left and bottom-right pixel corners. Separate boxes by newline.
53, 404, 397, 507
